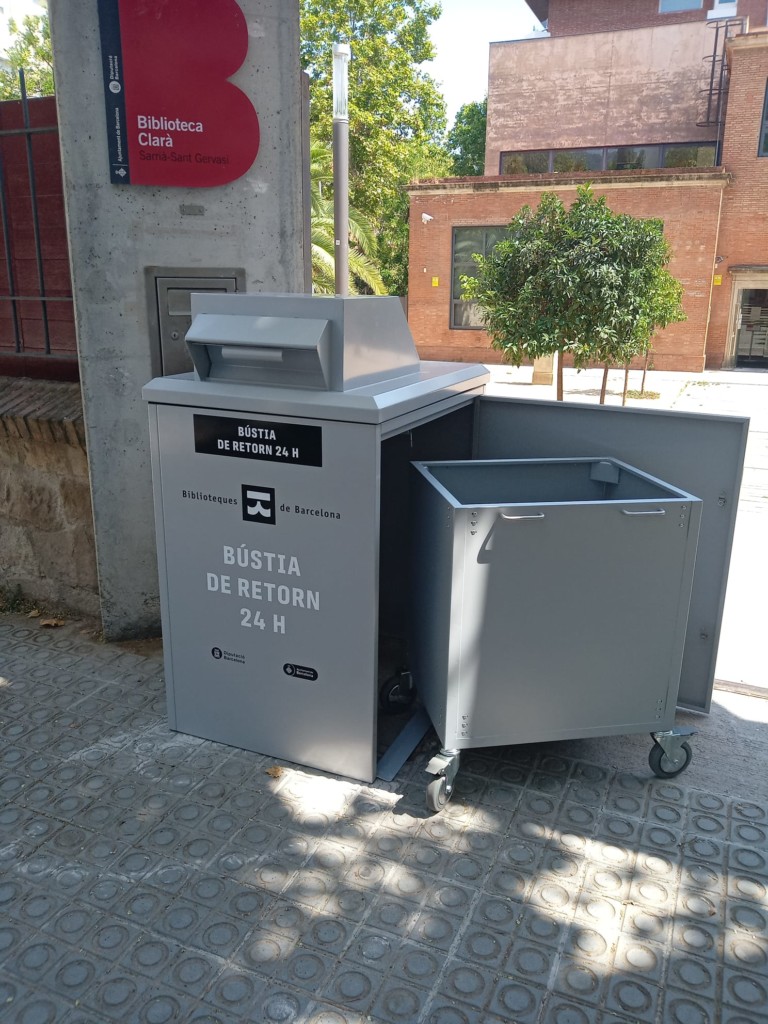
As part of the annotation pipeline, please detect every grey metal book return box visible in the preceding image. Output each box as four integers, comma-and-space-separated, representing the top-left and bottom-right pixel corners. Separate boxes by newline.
409, 457, 703, 811
144, 293, 748, 811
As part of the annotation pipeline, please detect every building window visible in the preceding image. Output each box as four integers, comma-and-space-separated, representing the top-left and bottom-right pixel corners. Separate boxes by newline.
552, 148, 604, 172
761, 82, 768, 157
708, 0, 737, 15
500, 142, 717, 175
659, 0, 702, 12
451, 226, 505, 329
606, 145, 662, 171
663, 142, 717, 167
500, 151, 549, 174
607, 143, 715, 169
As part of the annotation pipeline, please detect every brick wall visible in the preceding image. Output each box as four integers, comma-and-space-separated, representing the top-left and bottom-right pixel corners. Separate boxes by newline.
741, 0, 768, 27
705, 31, 768, 366
547, 0, 766, 36
0, 378, 98, 617
407, 171, 727, 372
486, 21, 717, 174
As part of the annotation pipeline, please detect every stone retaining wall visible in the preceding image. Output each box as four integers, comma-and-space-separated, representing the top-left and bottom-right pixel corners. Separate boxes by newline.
0, 377, 99, 617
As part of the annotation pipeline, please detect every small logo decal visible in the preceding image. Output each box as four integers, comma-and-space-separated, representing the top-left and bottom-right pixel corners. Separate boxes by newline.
283, 663, 318, 681
242, 485, 275, 524
211, 646, 245, 665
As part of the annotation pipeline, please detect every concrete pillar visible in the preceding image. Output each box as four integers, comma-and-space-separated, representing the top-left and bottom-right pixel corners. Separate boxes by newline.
532, 355, 554, 386
49, 0, 306, 638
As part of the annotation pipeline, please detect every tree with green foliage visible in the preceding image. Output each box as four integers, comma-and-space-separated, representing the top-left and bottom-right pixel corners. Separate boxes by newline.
463, 185, 686, 400
446, 98, 487, 176
300, 0, 449, 294
0, 14, 53, 99
309, 138, 385, 295
375, 139, 451, 294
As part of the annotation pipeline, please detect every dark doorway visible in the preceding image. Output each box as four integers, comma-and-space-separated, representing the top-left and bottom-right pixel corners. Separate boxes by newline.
735, 289, 768, 367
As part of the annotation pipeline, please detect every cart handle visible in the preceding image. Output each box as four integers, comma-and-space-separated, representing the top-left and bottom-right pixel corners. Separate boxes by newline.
499, 511, 546, 521
621, 508, 666, 516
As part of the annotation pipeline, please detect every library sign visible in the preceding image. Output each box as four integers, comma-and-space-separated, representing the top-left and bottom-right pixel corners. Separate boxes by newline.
98, 0, 260, 187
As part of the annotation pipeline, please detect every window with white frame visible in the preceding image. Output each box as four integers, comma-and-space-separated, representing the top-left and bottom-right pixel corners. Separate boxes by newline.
708, 0, 738, 15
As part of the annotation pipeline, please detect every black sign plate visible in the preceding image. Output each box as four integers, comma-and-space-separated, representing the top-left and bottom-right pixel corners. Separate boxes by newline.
194, 415, 322, 467
98, 0, 131, 184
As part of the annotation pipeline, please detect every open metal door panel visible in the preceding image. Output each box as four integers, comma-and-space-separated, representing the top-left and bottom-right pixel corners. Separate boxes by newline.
474, 397, 748, 713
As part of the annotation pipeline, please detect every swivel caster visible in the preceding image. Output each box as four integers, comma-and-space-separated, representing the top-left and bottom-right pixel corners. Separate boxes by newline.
425, 748, 460, 814
379, 670, 415, 715
649, 727, 695, 779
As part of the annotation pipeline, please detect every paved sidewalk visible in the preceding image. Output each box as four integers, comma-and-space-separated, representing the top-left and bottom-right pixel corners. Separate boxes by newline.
2, 615, 767, 1024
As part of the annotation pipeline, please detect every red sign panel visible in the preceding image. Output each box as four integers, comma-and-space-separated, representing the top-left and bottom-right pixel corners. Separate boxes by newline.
99, 0, 260, 187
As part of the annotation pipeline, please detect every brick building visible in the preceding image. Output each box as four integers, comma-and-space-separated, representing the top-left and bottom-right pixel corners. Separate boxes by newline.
407, 0, 768, 371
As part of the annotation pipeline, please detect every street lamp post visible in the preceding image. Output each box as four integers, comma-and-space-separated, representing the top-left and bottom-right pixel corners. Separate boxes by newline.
332, 42, 350, 296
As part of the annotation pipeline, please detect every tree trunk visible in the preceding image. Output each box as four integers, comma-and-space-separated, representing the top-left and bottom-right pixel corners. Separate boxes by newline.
556, 350, 564, 401
599, 365, 609, 405
641, 349, 650, 394
622, 364, 630, 406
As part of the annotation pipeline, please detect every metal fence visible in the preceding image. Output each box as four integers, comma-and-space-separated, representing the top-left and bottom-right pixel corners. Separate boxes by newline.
0, 69, 76, 380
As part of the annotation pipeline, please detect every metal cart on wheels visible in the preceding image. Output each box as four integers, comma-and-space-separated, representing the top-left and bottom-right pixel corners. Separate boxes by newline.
409, 456, 704, 813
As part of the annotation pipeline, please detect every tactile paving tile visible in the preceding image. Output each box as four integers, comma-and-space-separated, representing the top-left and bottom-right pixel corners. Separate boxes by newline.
304, 1003, 369, 1024
277, 945, 337, 991
4, 934, 68, 985
134, 987, 201, 1024
301, 912, 356, 956
370, 976, 431, 1023
165, 948, 223, 999
321, 961, 382, 1013
120, 933, 181, 979
1, 988, 67, 1024
85, 918, 143, 962
203, 966, 266, 1014
43, 952, 110, 1002
3, 619, 768, 1024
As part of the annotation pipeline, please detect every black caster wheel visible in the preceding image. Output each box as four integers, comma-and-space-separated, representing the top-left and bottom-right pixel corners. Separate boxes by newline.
379, 672, 415, 715
649, 740, 692, 779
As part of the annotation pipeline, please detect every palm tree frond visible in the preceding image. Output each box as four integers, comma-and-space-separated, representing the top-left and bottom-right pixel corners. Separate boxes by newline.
309, 135, 387, 295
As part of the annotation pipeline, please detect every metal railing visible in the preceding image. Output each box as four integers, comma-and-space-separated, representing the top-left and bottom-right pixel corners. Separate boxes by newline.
0, 69, 76, 380
698, 16, 747, 162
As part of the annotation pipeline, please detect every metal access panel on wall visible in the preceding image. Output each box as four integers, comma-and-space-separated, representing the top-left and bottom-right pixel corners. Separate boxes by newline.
146, 267, 245, 377
473, 397, 749, 713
